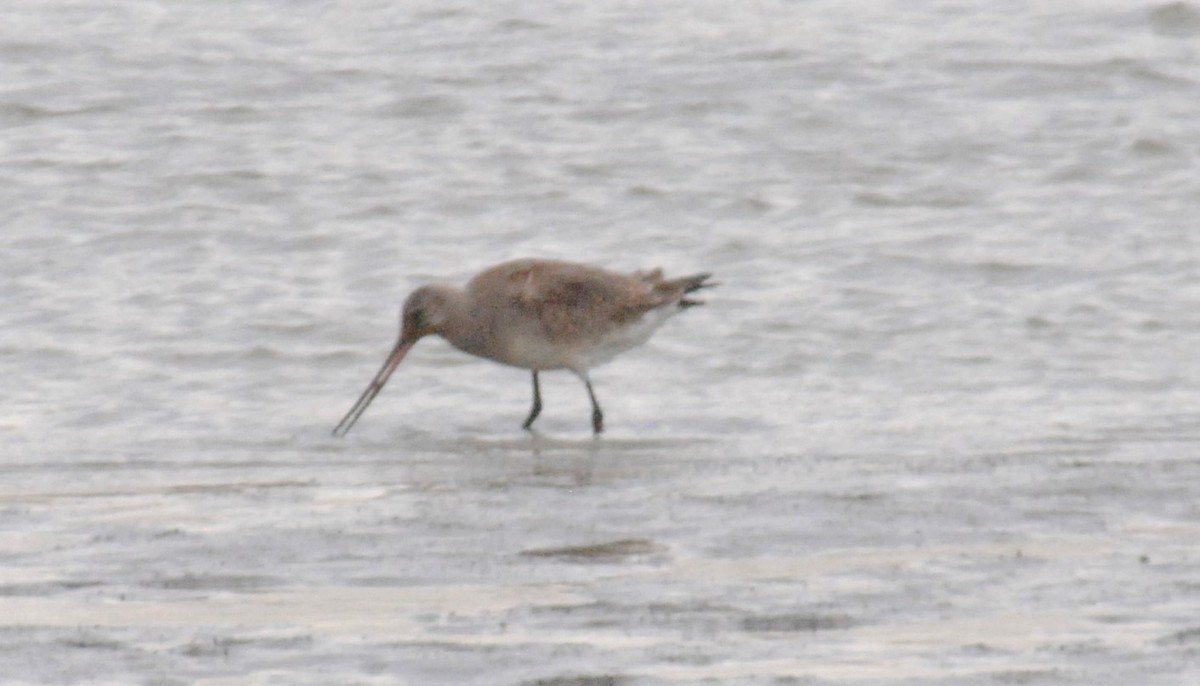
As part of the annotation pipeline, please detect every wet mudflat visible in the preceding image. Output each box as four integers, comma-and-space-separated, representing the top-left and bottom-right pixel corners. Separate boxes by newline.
2, 425, 1199, 684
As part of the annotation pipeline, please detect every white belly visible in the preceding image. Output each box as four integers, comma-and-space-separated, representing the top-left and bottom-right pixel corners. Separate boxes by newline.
487, 304, 681, 372
575, 305, 679, 369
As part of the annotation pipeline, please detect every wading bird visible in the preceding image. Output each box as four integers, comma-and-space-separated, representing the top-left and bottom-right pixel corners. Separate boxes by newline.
332, 258, 714, 436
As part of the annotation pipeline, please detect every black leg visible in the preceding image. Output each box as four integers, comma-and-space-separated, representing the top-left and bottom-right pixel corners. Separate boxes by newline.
583, 376, 604, 435
522, 371, 542, 430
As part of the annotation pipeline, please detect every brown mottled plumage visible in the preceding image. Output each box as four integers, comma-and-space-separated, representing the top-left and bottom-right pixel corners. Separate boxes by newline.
333, 258, 714, 436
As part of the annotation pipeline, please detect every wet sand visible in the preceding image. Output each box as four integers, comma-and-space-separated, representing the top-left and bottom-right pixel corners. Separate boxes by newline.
2, 431, 1197, 684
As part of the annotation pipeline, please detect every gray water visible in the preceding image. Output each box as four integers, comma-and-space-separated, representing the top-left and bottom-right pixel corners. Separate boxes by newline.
4, 1, 1200, 684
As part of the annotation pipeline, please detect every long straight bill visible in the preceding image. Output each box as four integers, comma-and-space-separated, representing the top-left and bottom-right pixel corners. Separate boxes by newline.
332, 339, 413, 437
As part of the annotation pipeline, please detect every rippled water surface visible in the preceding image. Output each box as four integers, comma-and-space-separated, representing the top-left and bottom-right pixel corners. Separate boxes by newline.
4, 1, 1200, 684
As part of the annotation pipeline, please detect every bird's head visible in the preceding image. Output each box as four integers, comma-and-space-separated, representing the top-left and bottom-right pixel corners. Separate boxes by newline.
399, 284, 453, 343
330, 283, 460, 438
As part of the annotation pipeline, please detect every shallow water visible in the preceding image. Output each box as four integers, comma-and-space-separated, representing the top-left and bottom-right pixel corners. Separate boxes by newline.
4, 0, 1200, 684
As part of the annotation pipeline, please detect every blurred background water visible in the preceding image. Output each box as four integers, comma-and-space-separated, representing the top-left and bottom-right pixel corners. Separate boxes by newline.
3, 1, 1200, 684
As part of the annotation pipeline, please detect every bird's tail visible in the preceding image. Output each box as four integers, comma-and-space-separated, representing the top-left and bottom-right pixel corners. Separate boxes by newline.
673, 272, 716, 308
635, 268, 717, 309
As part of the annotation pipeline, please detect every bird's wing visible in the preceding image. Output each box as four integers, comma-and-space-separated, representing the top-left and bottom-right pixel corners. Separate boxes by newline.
507, 260, 660, 343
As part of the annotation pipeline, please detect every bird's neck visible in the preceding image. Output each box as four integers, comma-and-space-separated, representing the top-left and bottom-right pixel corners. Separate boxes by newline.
436, 288, 492, 357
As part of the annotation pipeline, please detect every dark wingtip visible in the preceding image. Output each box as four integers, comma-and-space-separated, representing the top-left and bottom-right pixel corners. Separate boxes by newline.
681, 273, 716, 294
675, 272, 715, 307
